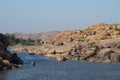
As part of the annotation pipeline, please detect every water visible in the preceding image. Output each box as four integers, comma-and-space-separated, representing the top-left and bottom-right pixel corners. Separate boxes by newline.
0, 53, 120, 80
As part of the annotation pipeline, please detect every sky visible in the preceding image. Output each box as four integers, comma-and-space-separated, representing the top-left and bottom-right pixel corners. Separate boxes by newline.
0, 0, 120, 33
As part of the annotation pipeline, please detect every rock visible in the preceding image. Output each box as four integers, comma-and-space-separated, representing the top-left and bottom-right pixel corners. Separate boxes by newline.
96, 48, 113, 59
70, 51, 78, 56
67, 37, 74, 42
31, 61, 36, 66
88, 57, 95, 62
22, 48, 28, 52
80, 46, 99, 60
2, 60, 10, 64
45, 53, 56, 58
12, 64, 20, 69
47, 50, 56, 54
85, 49, 96, 58
85, 35, 99, 44
8, 53, 23, 64
75, 45, 82, 50
71, 47, 77, 52
110, 53, 120, 62
56, 56, 66, 61
104, 59, 111, 63
29, 53, 36, 55
18, 65, 23, 68
11, 64, 22, 69
71, 55, 80, 60
85, 30, 96, 36
54, 41, 64, 46
117, 44, 120, 48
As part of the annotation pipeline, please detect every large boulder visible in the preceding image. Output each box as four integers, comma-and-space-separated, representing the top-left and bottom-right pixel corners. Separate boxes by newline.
0, 52, 23, 64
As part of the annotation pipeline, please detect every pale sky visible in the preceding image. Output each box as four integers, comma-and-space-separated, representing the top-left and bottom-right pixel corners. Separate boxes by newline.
0, 0, 120, 33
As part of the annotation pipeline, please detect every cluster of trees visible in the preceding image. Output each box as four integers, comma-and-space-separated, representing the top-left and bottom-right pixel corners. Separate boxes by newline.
5, 33, 43, 46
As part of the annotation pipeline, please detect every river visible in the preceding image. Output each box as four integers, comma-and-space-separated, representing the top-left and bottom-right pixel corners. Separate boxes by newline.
0, 53, 120, 80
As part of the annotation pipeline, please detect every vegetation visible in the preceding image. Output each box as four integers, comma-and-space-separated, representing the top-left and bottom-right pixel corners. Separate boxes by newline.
5, 33, 43, 46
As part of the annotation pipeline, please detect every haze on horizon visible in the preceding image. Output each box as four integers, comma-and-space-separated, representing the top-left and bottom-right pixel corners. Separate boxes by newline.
0, 0, 120, 33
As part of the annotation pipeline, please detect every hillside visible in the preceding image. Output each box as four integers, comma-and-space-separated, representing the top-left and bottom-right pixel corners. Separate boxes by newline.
53, 23, 120, 44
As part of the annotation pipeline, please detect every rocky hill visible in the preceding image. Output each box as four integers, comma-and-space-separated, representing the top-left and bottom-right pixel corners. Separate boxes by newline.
54, 23, 120, 44
12, 23, 120, 63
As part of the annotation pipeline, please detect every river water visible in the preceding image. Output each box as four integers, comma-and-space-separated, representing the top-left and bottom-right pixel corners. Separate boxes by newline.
0, 53, 120, 80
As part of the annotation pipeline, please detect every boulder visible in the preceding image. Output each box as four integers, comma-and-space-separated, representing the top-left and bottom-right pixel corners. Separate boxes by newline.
0, 53, 23, 64
85, 49, 96, 58
54, 41, 64, 46
31, 61, 36, 66
2, 60, 10, 64
70, 51, 78, 56
56, 56, 66, 61
29, 53, 36, 55
47, 50, 56, 54
96, 48, 113, 59
11, 64, 20, 69
110, 53, 120, 62
9, 53, 23, 64
67, 37, 74, 42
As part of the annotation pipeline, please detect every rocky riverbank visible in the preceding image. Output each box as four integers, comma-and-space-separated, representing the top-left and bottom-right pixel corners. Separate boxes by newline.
11, 23, 120, 63
11, 38, 120, 63
0, 33, 23, 70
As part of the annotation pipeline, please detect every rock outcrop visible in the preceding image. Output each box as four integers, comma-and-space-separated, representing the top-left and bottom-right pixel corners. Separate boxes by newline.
0, 33, 23, 70
11, 23, 120, 63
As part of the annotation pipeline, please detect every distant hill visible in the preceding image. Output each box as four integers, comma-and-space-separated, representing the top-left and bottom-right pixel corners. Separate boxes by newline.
12, 31, 59, 40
